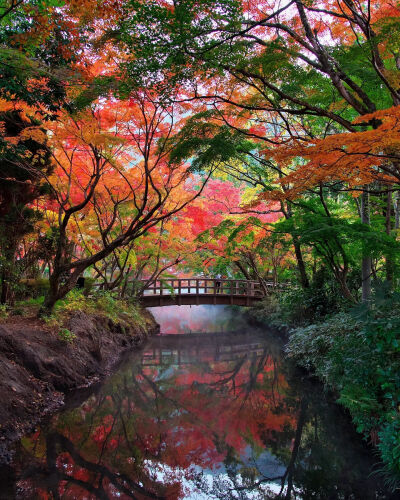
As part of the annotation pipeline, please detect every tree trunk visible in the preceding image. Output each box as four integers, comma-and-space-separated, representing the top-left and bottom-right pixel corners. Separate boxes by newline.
235, 260, 251, 280
361, 188, 371, 303
0, 240, 17, 305
293, 236, 310, 289
40, 267, 81, 315
395, 191, 400, 230
337, 272, 356, 303
40, 273, 62, 315
284, 202, 310, 289
0, 268, 10, 305
384, 188, 394, 286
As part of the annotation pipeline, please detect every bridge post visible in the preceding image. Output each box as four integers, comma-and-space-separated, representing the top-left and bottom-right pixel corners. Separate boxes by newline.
196, 279, 199, 305
230, 280, 233, 305
178, 279, 182, 306
213, 279, 216, 304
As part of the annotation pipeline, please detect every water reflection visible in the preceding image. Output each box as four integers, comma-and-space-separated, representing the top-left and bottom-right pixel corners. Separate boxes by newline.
7, 306, 395, 499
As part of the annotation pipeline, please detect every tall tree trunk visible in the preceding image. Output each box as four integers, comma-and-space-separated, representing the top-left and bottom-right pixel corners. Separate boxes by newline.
284, 202, 310, 289
293, 236, 310, 289
337, 272, 356, 303
0, 268, 10, 305
0, 240, 17, 305
395, 190, 400, 230
361, 188, 371, 303
384, 188, 394, 286
41, 273, 62, 314
234, 260, 251, 280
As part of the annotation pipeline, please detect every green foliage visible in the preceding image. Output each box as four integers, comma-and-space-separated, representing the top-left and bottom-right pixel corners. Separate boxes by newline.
54, 289, 145, 328
20, 278, 50, 299
286, 293, 400, 487
58, 327, 76, 343
275, 203, 399, 269
252, 267, 358, 327
121, 0, 244, 90
168, 115, 254, 173
0, 303, 8, 320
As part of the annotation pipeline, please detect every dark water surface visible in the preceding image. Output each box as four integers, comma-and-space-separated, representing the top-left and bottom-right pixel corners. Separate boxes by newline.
1, 305, 397, 499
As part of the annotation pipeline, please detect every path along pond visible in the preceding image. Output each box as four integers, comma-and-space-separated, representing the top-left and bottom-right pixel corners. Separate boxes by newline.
2, 305, 397, 499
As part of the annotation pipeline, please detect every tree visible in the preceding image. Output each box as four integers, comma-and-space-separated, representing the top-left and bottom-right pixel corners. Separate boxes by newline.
118, 0, 400, 300
39, 92, 213, 312
0, 106, 53, 303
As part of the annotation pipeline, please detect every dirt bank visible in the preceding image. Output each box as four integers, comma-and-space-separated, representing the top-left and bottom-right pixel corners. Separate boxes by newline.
0, 309, 159, 464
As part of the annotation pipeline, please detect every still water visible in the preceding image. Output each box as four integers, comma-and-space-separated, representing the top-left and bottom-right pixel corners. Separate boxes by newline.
2, 305, 396, 499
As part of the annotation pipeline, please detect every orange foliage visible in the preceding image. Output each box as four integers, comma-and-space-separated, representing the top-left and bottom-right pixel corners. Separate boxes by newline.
256, 106, 400, 202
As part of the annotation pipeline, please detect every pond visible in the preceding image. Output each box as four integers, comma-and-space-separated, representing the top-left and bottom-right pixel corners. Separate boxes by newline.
1, 305, 396, 499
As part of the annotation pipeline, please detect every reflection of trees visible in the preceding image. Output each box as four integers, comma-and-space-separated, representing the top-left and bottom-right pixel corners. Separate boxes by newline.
42, 432, 165, 500
274, 372, 395, 500
12, 332, 394, 499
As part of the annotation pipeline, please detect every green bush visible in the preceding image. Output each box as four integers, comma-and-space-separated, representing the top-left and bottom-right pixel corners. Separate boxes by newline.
19, 278, 50, 299
58, 327, 76, 343
18, 277, 95, 301
251, 268, 358, 328
286, 296, 400, 488
0, 303, 9, 320
53, 289, 145, 328
83, 277, 95, 295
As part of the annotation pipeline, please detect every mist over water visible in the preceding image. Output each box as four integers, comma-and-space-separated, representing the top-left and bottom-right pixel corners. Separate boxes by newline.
4, 306, 396, 499
151, 305, 249, 334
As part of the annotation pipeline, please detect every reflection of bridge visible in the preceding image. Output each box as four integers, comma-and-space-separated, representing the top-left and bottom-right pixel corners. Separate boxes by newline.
142, 332, 268, 366
140, 278, 266, 307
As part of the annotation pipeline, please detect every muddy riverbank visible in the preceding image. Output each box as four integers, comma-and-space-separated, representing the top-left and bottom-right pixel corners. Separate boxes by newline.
0, 308, 158, 464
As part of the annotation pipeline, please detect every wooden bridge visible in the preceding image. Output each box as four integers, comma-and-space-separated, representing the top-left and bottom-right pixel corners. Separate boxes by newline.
140, 278, 265, 307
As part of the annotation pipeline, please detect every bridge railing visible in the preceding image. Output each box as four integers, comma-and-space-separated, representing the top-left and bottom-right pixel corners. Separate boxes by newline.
141, 278, 264, 297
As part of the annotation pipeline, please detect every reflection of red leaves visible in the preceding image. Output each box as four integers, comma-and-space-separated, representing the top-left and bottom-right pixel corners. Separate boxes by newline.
108, 437, 119, 450
19, 345, 297, 499
164, 481, 182, 500
74, 468, 90, 482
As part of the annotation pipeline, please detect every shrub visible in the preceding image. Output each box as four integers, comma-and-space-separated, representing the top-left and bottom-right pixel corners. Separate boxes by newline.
19, 278, 50, 299
53, 289, 145, 328
251, 268, 357, 328
286, 296, 400, 488
58, 327, 76, 343
83, 277, 95, 295
0, 303, 9, 320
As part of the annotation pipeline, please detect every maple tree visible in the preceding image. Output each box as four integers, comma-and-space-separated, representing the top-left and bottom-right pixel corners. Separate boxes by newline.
118, 0, 400, 300
35, 92, 213, 312
0, 0, 398, 308
1, 0, 400, 491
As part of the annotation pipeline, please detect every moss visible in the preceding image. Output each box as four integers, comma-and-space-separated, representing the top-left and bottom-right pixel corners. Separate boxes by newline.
43, 290, 147, 333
